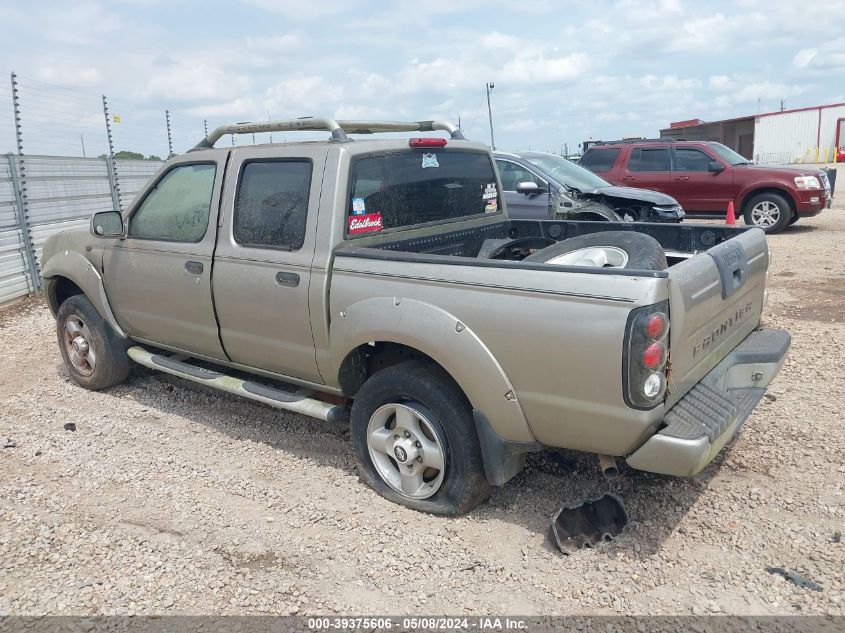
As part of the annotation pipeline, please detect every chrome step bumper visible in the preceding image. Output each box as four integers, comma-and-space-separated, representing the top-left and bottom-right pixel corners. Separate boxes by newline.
626, 328, 790, 476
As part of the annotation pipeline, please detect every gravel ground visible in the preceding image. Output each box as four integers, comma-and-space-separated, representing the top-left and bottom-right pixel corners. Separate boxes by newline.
1, 204, 843, 617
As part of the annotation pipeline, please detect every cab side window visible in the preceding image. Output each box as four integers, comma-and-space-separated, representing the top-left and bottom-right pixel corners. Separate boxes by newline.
233, 160, 312, 251
128, 163, 216, 242
495, 160, 543, 191
674, 147, 715, 172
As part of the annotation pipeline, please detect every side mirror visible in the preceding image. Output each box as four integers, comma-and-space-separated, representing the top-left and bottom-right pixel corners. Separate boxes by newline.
516, 181, 543, 195
91, 210, 124, 237
708, 161, 725, 174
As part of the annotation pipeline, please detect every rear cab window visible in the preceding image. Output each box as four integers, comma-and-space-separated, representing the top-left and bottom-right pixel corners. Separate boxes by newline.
579, 148, 620, 173
346, 150, 502, 237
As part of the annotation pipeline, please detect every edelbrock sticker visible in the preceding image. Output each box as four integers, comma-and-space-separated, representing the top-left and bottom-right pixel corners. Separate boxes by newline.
351, 197, 366, 215
421, 153, 439, 168
348, 213, 384, 234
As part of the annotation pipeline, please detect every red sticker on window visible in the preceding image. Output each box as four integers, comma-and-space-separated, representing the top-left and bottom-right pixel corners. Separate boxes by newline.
348, 212, 383, 234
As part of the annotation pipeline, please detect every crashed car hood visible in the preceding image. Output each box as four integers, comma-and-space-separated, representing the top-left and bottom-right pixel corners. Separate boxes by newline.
579, 184, 679, 206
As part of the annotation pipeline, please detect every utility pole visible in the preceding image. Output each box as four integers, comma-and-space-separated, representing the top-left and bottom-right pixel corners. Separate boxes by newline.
780, 100, 785, 112
485, 82, 495, 150
80, 133, 86, 158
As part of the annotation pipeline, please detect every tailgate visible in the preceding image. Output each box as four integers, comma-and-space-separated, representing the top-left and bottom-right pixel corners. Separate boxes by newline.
666, 228, 768, 407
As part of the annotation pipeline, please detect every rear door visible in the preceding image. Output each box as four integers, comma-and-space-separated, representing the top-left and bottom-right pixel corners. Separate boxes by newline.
670, 146, 734, 212
620, 146, 671, 193
213, 146, 328, 383
103, 153, 227, 359
495, 158, 550, 219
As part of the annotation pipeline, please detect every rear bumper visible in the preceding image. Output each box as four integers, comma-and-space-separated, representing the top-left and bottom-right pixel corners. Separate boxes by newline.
626, 327, 790, 477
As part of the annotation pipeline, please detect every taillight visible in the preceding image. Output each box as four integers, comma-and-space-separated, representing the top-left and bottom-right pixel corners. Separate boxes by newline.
623, 302, 669, 409
409, 137, 447, 148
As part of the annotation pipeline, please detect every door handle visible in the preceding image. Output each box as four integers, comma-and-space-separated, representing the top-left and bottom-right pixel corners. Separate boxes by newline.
674, 176, 690, 182
184, 261, 204, 275
275, 271, 300, 287
622, 176, 636, 181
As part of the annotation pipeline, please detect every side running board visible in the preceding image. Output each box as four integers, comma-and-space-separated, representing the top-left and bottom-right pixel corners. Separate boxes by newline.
127, 346, 343, 423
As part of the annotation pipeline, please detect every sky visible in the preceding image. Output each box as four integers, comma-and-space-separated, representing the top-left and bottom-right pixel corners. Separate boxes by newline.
1, 0, 844, 157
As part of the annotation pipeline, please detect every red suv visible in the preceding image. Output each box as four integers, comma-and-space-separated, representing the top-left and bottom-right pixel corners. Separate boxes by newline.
580, 139, 832, 233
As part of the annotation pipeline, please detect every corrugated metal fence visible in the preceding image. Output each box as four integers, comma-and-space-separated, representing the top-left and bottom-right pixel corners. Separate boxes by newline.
0, 153, 162, 305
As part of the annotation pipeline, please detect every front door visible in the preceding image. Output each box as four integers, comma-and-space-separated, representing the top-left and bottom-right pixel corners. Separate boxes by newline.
103, 153, 227, 360
495, 158, 550, 219
620, 146, 671, 194
669, 146, 734, 212
213, 146, 327, 384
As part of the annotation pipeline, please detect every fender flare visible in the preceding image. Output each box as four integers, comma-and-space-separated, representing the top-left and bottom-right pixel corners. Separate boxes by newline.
42, 250, 127, 338
330, 296, 535, 443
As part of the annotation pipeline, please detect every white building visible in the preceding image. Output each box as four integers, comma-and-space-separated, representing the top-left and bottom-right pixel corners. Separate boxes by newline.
660, 102, 845, 164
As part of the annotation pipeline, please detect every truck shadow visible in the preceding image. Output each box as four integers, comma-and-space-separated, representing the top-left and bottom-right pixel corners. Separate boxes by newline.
87, 364, 738, 561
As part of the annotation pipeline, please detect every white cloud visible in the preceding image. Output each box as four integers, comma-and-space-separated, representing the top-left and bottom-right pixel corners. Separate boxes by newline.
37, 64, 104, 87
146, 64, 250, 101
187, 98, 259, 118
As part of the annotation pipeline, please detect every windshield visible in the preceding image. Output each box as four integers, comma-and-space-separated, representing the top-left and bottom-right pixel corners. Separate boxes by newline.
708, 142, 750, 166
521, 152, 610, 190
346, 150, 502, 236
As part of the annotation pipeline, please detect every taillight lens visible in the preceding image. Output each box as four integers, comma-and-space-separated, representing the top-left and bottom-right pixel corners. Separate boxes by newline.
623, 301, 670, 409
643, 342, 666, 370
646, 313, 667, 339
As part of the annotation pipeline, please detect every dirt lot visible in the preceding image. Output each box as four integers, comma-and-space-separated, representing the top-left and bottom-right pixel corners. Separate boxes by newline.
1, 204, 843, 617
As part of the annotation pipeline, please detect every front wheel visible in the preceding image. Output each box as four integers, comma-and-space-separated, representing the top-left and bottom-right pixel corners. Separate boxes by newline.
56, 294, 131, 390
743, 192, 791, 233
350, 361, 489, 515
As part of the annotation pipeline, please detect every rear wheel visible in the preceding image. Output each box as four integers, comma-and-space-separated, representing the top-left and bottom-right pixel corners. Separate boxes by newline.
350, 360, 489, 515
56, 295, 131, 390
524, 231, 667, 270
743, 192, 791, 233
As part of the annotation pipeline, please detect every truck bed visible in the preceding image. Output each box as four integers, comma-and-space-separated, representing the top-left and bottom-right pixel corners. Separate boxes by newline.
337, 218, 749, 270
331, 218, 769, 459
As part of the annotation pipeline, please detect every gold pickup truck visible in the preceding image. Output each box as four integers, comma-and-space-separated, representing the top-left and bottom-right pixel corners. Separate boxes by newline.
40, 118, 789, 515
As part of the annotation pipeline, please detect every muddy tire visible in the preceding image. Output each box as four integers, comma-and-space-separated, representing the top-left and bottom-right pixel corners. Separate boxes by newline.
56, 295, 131, 390
743, 192, 791, 233
350, 360, 490, 515
524, 231, 668, 270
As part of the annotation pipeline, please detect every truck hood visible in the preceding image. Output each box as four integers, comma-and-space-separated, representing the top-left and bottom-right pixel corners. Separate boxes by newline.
580, 184, 680, 206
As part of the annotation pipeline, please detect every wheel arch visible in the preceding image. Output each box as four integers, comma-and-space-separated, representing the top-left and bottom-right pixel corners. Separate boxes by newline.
738, 186, 797, 216
330, 297, 535, 443
41, 251, 127, 338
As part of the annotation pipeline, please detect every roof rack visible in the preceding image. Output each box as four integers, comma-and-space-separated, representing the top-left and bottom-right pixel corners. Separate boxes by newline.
596, 138, 683, 145
193, 117, 465, 149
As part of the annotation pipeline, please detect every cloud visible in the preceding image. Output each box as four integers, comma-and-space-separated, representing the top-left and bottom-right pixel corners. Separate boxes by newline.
37, 64, 104, 88
264, 76, 345, 115
187, 98, 259, 118
146, 63, 250, 101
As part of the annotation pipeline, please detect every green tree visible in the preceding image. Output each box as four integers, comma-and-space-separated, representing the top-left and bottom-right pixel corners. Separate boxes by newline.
113, 150, 145, 160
